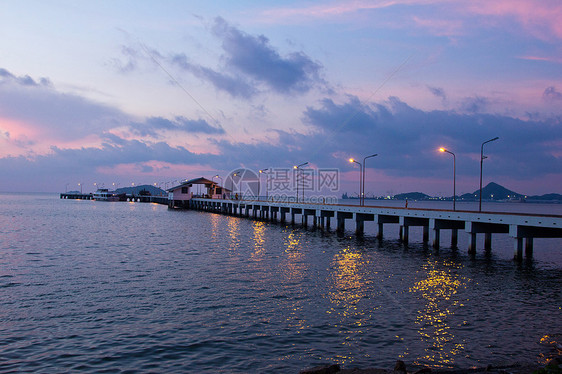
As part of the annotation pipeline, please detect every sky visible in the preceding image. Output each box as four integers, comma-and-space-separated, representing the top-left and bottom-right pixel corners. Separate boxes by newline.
1, 0, 561, 196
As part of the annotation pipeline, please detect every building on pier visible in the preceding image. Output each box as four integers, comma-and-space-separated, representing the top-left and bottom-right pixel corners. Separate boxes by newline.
167, 177, 229, 208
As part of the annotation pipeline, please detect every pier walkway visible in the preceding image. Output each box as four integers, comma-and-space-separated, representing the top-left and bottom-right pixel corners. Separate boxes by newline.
188, 198, 562, 261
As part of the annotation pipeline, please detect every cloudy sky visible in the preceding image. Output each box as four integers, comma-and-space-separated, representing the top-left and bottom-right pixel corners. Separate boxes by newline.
1, 0, 561, 196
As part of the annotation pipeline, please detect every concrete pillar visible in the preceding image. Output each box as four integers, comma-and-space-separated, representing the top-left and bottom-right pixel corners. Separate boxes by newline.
356, 218, 364, 236
291, 212, 295, 225
280, 212, 286, 223
337, 217, 345, 233
514, 237, 523, 261
377, 223, 384, 239
525, 237, 533, 257
451, 229, 458, 248
326, 217, 331, 230
468, 233, 477, 254
402, 225, 409, 244
399, 226, 403, 241
423, 226, 429, 243
431, 228, 440, 249
303, 215, 308, 227
484, 233, 492, 251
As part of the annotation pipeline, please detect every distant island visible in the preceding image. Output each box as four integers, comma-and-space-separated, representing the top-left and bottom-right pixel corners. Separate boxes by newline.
342, 182, 562, 202
66, 184, 167, 196
114, 185, 167, 196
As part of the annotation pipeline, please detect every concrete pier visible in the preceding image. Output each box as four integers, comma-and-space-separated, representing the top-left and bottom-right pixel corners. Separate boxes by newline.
183, 198, 562, 261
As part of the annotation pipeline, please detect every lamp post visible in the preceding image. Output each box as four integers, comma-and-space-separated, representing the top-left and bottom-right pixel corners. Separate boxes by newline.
362, 153, 378, 206
212, 174, 222, 198
231, 172, 238, 199
479, 137, 499, 212
349, 158, 362, 205
78, 182, 82, 194
439, 147, 456, 211
259, 169, 269, 201
293, 162, 308, 203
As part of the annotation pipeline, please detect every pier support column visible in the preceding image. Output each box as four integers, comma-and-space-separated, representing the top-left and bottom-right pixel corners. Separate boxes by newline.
337, 217, 345, 233
514, 237, 523, 261
423, 226, 429, 243
509, 224, 524, 261
356, 219, 364, 236
401, 226, 409, 244
291, 212, 295, 225
451, 229, 458, 248
377, 223, 384, 239
336, 212, 353, 234
326, 217, 331, 230
484, 233, 492, 251
431, 229, 440, 249
525, 237, 534, 257
468, 233, 477, 254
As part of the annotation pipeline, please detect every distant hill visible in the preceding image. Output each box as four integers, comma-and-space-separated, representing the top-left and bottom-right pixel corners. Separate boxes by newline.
527, 193, 562, 201
114, 184, 166, 196
460, 182, 524, 201
394, 192, 429, 200
384, 182, 561, 202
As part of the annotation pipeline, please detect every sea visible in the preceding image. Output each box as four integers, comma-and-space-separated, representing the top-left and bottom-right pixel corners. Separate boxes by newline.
0, 192, 561, 373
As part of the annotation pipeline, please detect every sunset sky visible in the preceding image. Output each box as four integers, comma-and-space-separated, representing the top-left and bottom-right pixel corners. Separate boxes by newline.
1, 0, 561, 196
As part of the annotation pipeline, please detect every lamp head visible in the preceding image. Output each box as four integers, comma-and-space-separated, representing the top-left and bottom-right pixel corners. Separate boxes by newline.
439, 147, 446, 153
349, 158, 355, 163
293, 165, 297, 169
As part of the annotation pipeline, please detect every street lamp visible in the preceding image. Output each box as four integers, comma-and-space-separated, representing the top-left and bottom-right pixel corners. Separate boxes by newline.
439, 147, 456, 211
259, 169, 269, 201
349, 158, 362, 205
479, 137, 499, 212
212, 174, 223, 198
362, 153, 378, 206
231, 172, 238, 199
293, 162, 308, 203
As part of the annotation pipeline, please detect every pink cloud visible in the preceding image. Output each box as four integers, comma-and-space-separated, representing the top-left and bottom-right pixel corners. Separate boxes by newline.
517, 55, 562, 63
259, 0, 448, 22
411, 16, 464, 37
466, 0, 562, 40
259, 0, 562, 42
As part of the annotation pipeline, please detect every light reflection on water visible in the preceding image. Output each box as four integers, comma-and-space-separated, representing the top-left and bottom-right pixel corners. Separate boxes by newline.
409, 260, 469, 367
0, 193, 561, 373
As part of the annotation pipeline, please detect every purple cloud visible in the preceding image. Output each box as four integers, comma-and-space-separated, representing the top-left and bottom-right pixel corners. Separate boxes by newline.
211, 17, 325, 94
0, 67, 128, 142
543, 86, 562, 101
171, 53, 257, 98
129, 116, 225, 138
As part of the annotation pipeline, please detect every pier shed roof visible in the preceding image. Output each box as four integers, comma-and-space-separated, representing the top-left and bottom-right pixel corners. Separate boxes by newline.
167, 177, 230, 192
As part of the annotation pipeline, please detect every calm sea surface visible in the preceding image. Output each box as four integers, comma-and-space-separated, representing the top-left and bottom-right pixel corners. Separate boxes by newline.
1, 193, 561, 373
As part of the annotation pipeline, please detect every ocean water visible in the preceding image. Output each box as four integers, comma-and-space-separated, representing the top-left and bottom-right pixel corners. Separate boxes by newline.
0, 193, 561, 373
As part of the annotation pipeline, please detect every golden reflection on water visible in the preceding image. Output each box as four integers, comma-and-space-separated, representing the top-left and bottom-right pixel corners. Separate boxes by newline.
251, 221, 266, 259
226, 216, 240, 250
328, 247, 373, 355
209, 213, 220, 240
281, 230, 309, 331
408, 260, 469, 368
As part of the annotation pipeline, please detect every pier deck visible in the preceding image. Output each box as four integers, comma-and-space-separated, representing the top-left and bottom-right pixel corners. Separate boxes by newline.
188, 198, 562, 261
